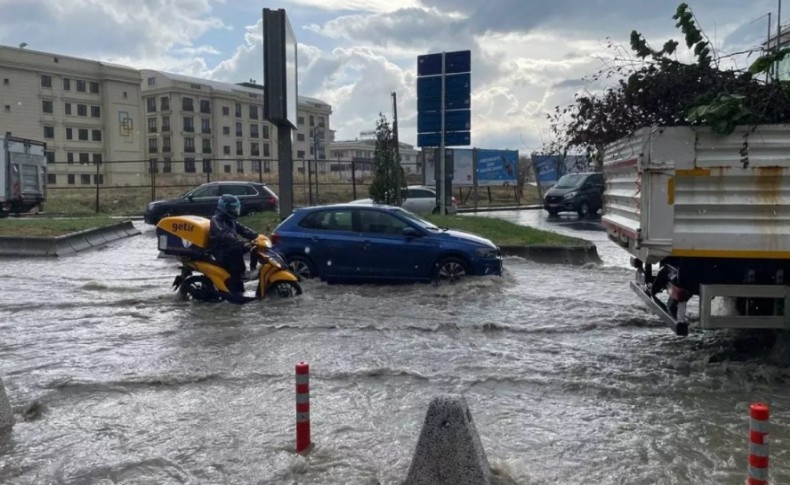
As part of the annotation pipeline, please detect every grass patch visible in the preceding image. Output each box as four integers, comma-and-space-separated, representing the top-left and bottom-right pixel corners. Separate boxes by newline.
424, 214, 585, 246
0, 216, 118, 237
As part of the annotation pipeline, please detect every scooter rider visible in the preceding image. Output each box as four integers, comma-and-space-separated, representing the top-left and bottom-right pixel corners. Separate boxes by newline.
209, 194, 259, 295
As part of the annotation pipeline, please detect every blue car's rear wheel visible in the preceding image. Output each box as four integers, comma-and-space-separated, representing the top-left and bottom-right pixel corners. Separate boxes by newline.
288, 256, 317, 280
435, 257, 468, 283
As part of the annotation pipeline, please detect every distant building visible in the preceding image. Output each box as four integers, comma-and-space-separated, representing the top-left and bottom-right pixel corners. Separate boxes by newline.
0, 44, 334, 187
326, 138, 420, 177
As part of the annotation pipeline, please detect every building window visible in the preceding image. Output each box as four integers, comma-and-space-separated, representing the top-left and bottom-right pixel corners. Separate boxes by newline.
185, 158, 196, 173
66, 128, 73, 140
94, 174, 104, 184
161, 96, 170, 111
224, 165, 231, 174
297, 150, 305, 159
78, 129, 89, 141
235, 103, 242, 117
263, 125, 270, 139
147, 76, 156, 86
202, 158, 212, 173
250, 142, 259, 156
41, 75, 52, 88
91, 106, 101, 118
263, 160, 271, 173
77, 104, 87, 116
201, 118, 211, 134
163, 157, 172, 173
123, 92, 128, 99
162, 136, 171, 152
47, 174, 56, 185
249, 105, 259, 120
318, 116, 325, 127
2, 78, 8, 85
183, 97, 194, 111
148, 117, 157, 133
184, 117, 194, 133
147, 97, 156, 113
184, 137, 195, 153
222, 106, 230, 116
298, 116, 304, 125
81, 174, 91, 185
223, 126, 230, 135
45, 151, 54, 164
223, 145, 231, 155
93, 154, 103, 164
63, 78, 70, 90
148, 138, 158, 154
42, 100, 53, 114
309, 115, 314, 126
162, 116, 170, 132
92, 130, 102, 142
4, 105, 10, 112
200, 100, 211, 114
263, 143, 270, 157
235, 122, 242, 137
202, 138, 212, 154
297, 133, 305, 142
253, 159, 261, 172
236, 140, 243, 155
236, 160, 244, 173
79, 153, 90, 164
67, 152, 74, 163
68, 174, 75, 185
76, 80, 86, 92
89, 82, 99, 94
250, 124, 259, 138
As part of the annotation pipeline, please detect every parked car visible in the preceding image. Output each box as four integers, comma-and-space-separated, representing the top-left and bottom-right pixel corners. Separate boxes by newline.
271, 203, 502, 283
543, 172, 604, 217
143, 181, 278, 224
349, 185, 458, 215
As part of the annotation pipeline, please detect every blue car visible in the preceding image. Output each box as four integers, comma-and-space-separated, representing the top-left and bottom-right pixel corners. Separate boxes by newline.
270, 204, 502, 283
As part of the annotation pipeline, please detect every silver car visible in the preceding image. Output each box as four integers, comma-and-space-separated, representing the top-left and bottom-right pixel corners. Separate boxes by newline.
350, 185, 458, 215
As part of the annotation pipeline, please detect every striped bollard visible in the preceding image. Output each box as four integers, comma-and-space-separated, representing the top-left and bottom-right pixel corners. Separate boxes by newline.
748, 402, 769, 485
295, 362, 311, 454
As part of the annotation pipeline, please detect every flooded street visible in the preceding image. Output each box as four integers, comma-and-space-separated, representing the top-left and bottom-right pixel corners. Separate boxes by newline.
1, 215, 790, 484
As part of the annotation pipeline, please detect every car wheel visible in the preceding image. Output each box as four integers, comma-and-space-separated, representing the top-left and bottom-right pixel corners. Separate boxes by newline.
577, 202, 590, 218
435, 257, 469, 284
288, 256, 317, 280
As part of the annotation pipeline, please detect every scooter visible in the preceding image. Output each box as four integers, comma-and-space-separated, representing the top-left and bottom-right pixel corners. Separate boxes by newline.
156, 215, 302, 303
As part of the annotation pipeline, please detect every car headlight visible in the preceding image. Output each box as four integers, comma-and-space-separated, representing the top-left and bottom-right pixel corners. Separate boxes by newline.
475, 247, 499, 258
563, 191, 578, 200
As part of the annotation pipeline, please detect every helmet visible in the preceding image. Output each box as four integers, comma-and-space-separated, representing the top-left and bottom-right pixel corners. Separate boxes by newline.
217, 194, 241, 218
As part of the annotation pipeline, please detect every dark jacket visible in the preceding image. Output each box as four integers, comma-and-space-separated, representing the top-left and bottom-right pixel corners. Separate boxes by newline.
208, 211, 258, 253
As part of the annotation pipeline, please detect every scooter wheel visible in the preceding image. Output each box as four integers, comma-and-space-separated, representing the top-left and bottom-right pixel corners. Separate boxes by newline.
179, 275, 221, 302
266, 281, 302, 298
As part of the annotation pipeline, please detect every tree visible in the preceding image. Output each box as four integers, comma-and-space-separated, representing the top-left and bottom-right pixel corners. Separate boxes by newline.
369, 113, 407, 205
547, 3, 790, 157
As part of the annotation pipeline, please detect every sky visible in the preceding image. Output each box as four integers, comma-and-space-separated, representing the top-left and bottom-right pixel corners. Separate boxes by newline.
0, 0, 779, 153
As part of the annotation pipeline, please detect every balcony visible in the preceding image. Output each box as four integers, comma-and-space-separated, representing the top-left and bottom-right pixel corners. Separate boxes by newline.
202, 147, 212, 154
202, 128, 211, 134
185, 147, 195, 153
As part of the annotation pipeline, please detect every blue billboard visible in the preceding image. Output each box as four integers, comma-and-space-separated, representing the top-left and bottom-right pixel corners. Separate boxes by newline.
476, 149, 518, 186
531, 154, 590, 187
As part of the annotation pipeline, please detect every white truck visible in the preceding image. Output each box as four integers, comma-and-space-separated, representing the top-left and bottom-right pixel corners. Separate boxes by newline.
603, 125, 790, 335
1, 133, 48, 217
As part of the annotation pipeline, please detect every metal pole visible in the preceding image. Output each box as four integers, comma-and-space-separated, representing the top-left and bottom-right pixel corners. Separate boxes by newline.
307, 159, 313, 205
95, 159, 100, 213
352, 160, 357, 200
439, 52, 446, 215
777, 0, 783, 79
769, 13, 773, 81
392, 91, 402, 206
150, 158, 156, 202
277, 124, 294, 219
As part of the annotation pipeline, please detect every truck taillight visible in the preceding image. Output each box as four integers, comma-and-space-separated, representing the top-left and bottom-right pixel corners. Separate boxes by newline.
268, 196, 278, 205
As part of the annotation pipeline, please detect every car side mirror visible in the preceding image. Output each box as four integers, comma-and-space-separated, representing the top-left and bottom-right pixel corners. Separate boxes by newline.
403, 227, 421, 238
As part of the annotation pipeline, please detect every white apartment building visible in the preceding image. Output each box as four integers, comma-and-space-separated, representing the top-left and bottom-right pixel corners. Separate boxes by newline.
0, 44, 144, 187
0, 44, 334, 187
326, 138, 420, 175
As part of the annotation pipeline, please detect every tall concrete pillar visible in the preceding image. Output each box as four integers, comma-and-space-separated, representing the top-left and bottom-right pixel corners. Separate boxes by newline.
0, 375, 13, 431
404, 395, 491, 485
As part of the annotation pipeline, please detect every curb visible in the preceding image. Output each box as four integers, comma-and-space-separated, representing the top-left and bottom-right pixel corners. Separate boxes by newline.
500, 243, 601, 265
458, 205, 542, 213
0, 220, 141, 257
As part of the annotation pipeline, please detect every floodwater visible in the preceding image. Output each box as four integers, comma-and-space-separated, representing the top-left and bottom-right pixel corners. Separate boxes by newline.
0, 216, 789, 484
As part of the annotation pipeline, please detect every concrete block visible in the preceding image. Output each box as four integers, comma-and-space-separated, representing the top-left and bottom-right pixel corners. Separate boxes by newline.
404, 395, 491, 485
0, 375, 13, 431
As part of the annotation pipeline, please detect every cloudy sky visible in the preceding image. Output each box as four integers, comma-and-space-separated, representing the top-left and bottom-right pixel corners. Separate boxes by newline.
0, 0, 778, 153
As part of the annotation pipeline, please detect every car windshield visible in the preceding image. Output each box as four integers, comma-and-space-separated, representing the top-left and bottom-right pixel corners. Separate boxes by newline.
393, 208, 440, 231
555, 173, 586, 189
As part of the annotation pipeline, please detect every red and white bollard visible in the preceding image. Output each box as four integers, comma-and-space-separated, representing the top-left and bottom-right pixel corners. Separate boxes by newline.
748, 402, 770, 485
295, 362, 311, 454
